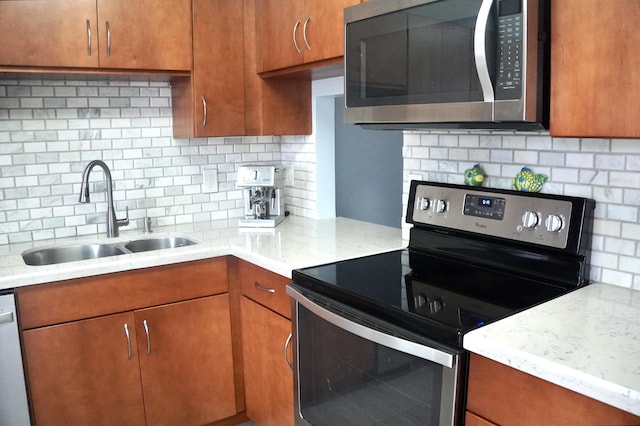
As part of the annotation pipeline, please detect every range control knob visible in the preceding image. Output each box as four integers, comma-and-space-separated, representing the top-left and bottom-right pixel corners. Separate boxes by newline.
521, 210, 539, 229
428, 298, 444, 314
545, 214, 563, 233
416, 197, 430, 211
433, 199, 447, 214
414, 294, 427, 308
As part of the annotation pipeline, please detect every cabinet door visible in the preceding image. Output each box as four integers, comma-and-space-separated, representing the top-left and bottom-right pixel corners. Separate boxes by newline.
192, 0, 245, 136
303, 0, 360, 63
136, 295, 237, 426
241, 296, 294, 426
550, 0, 640, 137
256, 0, 305, 72
0, 0, 99, 68
96, 0, 192, 70
22, 312, 146, 426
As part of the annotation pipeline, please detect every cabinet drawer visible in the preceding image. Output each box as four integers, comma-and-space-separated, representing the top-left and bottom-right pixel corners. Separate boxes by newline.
239, 260, 291, 319
467, 353, 640, 425
17, 257, 228, 329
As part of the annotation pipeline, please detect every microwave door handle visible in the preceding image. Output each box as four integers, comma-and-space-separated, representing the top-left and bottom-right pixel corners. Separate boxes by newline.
287, 286, 456, 369
474, 0, 495, 105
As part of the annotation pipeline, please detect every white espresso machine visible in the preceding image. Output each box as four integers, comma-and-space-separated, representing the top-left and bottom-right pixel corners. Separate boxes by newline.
237, 165, 285, 228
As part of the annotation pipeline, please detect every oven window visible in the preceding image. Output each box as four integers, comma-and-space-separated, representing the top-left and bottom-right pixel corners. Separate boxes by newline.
345, 0, 496, 107
296, 304, 457, 425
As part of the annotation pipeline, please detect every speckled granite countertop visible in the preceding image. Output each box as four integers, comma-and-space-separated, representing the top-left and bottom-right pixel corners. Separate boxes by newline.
464, 283, 640, 416
0, 216, 406, 290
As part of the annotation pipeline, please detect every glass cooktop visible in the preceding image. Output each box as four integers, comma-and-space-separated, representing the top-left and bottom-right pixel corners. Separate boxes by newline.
291, 249, 569, 348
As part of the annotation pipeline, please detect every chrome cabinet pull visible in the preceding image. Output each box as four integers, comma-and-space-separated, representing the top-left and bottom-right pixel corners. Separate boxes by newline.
0, 311, 14, 325
292, 19, 302, 54
284, 333, 293, 371
302, 16, 311, 51
143, 319, 151, 356
86, 20, 92, 56
124, 323, 132, 360
254, 281, 276, 293
106, 21, 111, 57
201, 95, 207, 128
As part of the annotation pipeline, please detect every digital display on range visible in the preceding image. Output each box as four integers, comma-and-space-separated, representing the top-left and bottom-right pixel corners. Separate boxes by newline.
464, 194, 506, 220
479, 197, 493, 207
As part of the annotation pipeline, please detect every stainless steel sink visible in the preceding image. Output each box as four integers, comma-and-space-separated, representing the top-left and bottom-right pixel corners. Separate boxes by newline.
22, 235, 199, 266
124, 236, 199, 253
22, 243, 127, 266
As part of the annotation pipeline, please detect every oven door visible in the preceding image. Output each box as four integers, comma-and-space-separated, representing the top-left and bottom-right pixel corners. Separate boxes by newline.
287, 285, 465, 426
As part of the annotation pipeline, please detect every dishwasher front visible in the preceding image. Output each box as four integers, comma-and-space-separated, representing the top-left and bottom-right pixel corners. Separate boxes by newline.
1, 290, 31, 426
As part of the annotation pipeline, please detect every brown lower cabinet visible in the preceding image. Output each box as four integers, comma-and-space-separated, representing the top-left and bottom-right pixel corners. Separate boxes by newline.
466, 353, 640, 425
237, 259, 294, 426
17, 258, 238, 426
240, 297, 294, 426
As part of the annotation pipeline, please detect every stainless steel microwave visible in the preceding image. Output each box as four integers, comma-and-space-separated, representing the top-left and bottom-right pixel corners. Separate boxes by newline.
344, 0, 549, 130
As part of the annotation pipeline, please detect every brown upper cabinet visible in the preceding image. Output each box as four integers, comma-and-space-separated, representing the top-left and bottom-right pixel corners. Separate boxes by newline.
0, 0, 192, 71
255, 0, 361, 74
550, 0, 640, 138
172, 0, 312, 138
172, 0, 246, 138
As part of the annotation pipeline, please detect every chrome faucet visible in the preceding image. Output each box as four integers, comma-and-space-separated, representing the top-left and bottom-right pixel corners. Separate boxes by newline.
79, 160, 129, 238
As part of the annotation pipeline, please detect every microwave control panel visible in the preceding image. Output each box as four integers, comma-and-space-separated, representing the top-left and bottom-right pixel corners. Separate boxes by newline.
496, 0, 523, 100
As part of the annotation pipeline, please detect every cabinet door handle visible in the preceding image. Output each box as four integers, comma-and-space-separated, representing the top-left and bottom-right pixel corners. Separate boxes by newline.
302, 16, 311, 51
106, 21, 111, 57
0, 311, 14, 325
201, 95, 207, 128
124, 323, 132, 360
143, 319, 151, 356
292, 19, 302, 54
284, 333, 293, 371
86, 20, 92, 56
254, 281, 276, 293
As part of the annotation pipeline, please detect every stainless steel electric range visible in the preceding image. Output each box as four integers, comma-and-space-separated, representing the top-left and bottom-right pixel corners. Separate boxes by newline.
287, 181, 595, 426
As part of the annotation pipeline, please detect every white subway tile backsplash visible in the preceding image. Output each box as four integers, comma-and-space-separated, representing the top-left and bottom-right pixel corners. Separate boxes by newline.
0, 77, 316, 245
601, 269, 633, 288
403, 130, 640, 290
2, 77, 639, 290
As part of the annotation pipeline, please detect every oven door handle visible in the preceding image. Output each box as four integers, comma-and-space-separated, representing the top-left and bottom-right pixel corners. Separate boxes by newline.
287, 286, 456, 369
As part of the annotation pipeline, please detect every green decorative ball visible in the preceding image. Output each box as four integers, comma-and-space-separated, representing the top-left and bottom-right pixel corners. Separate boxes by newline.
513, 167, 547, 192
464, 164, 485, 187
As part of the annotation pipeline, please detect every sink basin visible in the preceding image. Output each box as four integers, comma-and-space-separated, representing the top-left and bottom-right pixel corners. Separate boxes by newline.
22, 235, 200, 266
22, 243, 127, 266
124, 236, 199, 253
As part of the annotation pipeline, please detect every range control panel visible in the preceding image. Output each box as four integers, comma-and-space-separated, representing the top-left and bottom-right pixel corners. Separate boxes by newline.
410, 182, 574, 249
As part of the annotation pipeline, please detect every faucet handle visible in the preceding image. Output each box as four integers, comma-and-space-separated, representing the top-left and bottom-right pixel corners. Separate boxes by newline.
117, 206, 130, 227
144, 216, 153, 233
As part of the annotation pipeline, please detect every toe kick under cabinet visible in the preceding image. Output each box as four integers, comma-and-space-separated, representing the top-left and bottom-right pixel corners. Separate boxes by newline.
16, 258, 237, 426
